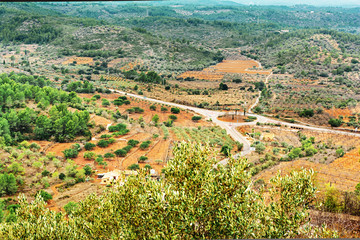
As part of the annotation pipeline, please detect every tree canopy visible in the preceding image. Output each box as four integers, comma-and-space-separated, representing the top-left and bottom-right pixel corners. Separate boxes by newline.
0, 142, 337, 239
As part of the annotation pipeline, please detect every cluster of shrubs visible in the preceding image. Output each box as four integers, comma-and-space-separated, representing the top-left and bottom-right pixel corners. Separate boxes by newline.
127, 107, 144, 114
113, 96, 130, 106
62, 144, 81, 159
114, 139, 139, 157
108, 123, 130, 136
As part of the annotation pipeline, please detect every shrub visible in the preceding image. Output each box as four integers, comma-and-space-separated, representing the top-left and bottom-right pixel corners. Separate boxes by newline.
123, 145, 133, 153
163, 119, 173, 127
221, 145, 232, 156
192, 116, 202, 121
169, 115, 177, 120
36, 190, 52, 202
161, 107, 168, 112
299, 109, 314, 118
219, 82, 228, 90
115, 149, 127, 157
113, 99, 124, 106
29, 143, 40, 151
140, 141, 151, 150
64, 201, 79, 216
102, 99, 110, 106
128, 139, 139, 147
171, 107, 180, 114
41, 170, 50, 177
150, 105, 156, 110
329, 118, 342, 127
62, 148, 79, 159
139, 156, 148, 162
84, 151, 96, 160
84, 142, 96, 151
96, 139, 115, 148
128, 164, 140, 170
335, 148, 345, 158
108, 123, 127, 132
152, 114, 159, 124
236, 141, 243, 151
104, 153, 115, 159
100, 134, 112, 139
83, 165, 92, 176
59, 173, 66, 180
255, 143, 266, 154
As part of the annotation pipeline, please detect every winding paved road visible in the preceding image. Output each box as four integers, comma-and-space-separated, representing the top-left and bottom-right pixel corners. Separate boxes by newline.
108, 72, 360, 164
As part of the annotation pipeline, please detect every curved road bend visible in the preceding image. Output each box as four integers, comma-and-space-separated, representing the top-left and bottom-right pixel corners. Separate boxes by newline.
109, 72, 360, 164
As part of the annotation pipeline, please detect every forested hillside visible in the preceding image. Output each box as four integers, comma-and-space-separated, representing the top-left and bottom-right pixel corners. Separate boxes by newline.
0, 1, 360, 238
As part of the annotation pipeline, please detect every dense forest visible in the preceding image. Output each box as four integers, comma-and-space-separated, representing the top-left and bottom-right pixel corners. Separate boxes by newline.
0, 73, 91, 145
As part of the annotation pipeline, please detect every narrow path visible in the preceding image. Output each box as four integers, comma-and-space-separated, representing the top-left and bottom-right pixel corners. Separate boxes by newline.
48, 183, 65, 211
249, 73, 272, 114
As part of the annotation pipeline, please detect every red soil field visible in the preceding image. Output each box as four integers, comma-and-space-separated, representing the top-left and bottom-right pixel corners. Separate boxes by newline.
256, 147, 360, 192
177, 60, 271, 81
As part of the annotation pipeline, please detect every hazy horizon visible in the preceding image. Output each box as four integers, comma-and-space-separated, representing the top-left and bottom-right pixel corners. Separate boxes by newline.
231, 0, 360, 7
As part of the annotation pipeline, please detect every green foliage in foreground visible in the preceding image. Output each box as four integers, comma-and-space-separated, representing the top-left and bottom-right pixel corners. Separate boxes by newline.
0, 143, 337, 239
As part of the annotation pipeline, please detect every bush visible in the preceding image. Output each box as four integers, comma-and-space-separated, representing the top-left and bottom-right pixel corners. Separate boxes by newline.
139, 156, 148, 162
128, 164, 140, 170
113, 99, 124, 106
192, 116, 202, 121
104, 153, 115, 159
62, 148, 79, 159
122, 145, 133, 153
127, 107, 144, 114
169, 115, 177, 120
150, 105, 156, 111
83, 165, 92, 176
220, 145, 232, 156
329, 118, 342, 127
29, 143, 40, 151
36, 190, 52, 202
335, 148, 345, 158
102, 99, 110, 106
219, 82, 228, 90
299, 109, 314, 118
108, 123, 127, 132
171, 107, 180, 114
140, 141, 151, 150
83, 151, 96, 160
64, 201, 78, 216
97, 139, 114, 148
59, 173, 66, 180
115, 149, 127, 157
255, 143, 266, 154
84, 142, 96, 151
41, 170, 50, 177
128, 139, 139, 147
161, 107, 168, 112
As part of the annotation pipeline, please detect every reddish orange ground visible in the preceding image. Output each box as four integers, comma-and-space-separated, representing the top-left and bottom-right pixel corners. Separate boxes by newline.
325, 108, 353, 118
78, 93, 211, 127
62, 57, 94, 65
256, 147, 360, 192
177, 60, 271, 80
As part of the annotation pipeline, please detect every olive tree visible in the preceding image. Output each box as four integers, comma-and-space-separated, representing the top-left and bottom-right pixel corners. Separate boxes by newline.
0, 143, 337, 239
